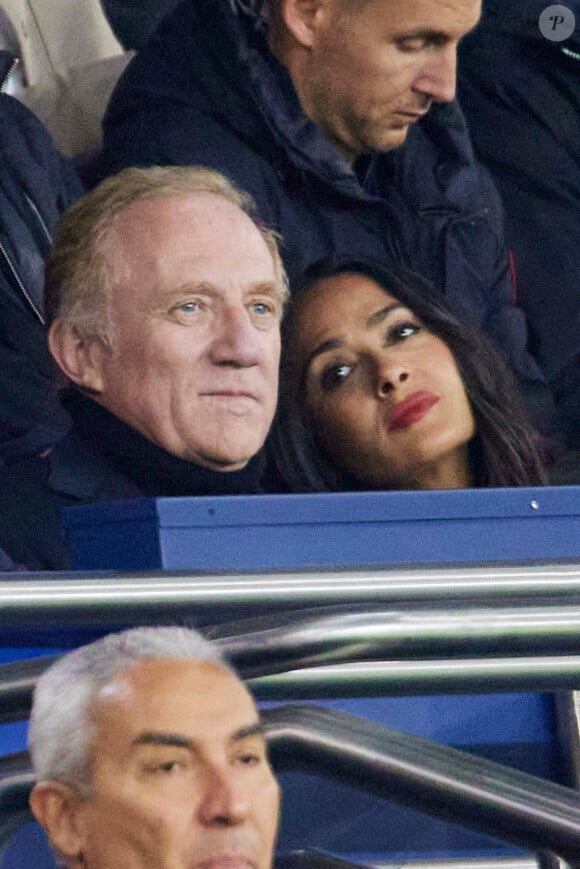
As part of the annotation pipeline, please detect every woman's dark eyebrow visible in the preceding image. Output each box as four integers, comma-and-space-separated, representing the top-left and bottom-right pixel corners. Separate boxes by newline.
366, 303, 406, 328
305, 338, 345, 370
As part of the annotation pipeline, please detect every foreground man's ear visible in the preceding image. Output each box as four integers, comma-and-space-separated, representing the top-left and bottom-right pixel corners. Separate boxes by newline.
48, 319, 105, 394
29, 780, 86, 865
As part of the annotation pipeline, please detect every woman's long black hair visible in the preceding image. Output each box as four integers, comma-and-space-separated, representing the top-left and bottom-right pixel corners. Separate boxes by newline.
269, 256, 547, 491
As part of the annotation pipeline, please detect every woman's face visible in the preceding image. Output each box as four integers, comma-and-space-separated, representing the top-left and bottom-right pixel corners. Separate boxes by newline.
292, 272, 476, 489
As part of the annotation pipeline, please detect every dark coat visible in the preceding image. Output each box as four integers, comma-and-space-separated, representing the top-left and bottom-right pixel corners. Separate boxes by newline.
99, 0, 183, 49
458, 0, 580, 445
0, 390, 266, 570
99, 0, 557, 436
0, 433, 134, 570
0, 90, 83, 463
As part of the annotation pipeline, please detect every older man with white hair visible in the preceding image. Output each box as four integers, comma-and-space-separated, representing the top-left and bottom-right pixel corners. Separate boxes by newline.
0, 165, 287, 570
29, 626, 281, 869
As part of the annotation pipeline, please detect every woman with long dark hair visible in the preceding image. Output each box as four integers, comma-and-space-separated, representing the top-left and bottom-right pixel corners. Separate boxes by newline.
271, 257, 547, 491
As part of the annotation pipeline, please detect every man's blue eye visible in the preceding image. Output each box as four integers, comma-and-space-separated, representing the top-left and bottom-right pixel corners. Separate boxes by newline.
251, 302, 271, 316
178, 302, 200, 313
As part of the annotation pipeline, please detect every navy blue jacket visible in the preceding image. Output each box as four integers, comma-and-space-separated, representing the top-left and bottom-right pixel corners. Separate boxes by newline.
100, 0, 183, 49
458, 0, 580, 445
0, 389, 266, 570
0, 90, 83, 463
100, 0, 557, 436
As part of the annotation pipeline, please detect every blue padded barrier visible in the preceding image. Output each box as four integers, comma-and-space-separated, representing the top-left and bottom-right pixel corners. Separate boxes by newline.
63, 488, 580, 571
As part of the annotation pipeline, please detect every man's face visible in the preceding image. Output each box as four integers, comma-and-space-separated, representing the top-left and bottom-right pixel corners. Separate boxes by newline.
87, 193, 284, 471
295, 0, 481, 161
68, 659, 280, 869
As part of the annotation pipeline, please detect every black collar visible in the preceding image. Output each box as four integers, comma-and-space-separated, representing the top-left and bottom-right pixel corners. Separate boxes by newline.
49, 390, 266, 500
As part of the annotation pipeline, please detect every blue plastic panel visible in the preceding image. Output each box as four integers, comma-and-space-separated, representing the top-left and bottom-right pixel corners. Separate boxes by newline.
64, 486, 580, 571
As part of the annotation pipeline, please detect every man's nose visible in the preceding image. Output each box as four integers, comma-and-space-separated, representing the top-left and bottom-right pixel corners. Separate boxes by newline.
414, 45, 457, 104
197, 763, 250, 827
210, 304, 264, 367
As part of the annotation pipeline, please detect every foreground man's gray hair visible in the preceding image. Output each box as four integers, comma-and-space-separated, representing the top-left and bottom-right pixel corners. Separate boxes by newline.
28, 626, 225, 791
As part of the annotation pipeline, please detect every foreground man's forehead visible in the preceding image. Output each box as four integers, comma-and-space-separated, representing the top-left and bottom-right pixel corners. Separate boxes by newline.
94, 658, 258, 720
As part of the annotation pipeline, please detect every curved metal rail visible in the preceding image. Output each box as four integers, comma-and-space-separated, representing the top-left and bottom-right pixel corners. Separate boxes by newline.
3, 599, 580, 720
210, 603, 580, 675
262, 706, 580, 864
0, 563, 579, 635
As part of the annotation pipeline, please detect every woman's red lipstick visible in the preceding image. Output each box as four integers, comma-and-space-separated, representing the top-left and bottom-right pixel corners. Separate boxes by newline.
388, 391, 439, 432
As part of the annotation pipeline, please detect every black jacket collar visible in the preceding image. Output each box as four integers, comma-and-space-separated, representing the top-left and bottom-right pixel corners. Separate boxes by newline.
47, 390, 265, 501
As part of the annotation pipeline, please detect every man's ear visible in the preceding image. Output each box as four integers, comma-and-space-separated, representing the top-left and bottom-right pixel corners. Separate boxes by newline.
29, 781, 86, 863
279, 0, 330, 48
48, 319, 106, 393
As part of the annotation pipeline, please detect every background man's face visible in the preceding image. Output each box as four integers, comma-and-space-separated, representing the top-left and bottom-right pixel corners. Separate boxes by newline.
90, 192, 283, 470
299, 0, 481, 161
70, 659, 280, 869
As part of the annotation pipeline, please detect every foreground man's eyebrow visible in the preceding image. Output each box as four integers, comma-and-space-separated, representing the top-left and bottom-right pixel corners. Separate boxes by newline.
232, 722, 265, 741
132, 722, 264, 750
133, 732, 194, 749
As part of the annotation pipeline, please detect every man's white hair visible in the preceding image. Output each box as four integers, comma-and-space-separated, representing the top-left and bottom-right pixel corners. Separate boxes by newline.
28, 626, 226, 793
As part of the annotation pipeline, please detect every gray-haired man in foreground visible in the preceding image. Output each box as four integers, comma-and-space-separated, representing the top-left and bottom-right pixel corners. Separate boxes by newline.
29, 626, 281, 869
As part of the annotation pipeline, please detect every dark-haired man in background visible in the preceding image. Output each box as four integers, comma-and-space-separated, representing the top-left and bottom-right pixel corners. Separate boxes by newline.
99, 0, 558, 438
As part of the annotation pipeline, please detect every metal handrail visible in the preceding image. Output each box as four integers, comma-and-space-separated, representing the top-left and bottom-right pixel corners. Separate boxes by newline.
2, 653, 580, 724
262, 706, 580, 864
1, 708, 579, 862
209, 604, 580, 675
0, 564, 579, 634
3, 598, 580, 720
248, 657, 580, 699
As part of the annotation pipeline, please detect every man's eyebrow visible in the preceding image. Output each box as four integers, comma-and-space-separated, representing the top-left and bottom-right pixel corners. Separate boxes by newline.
131, 722, 264, 750
159, 281, 287, 306
158, 283, 215, 305
397, 27, 453, 42
396, 15, 481, 42
248, 281, 288, 304
232, 722, 265, 741
366, 303, 406, 328
133, 731, 194, 749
